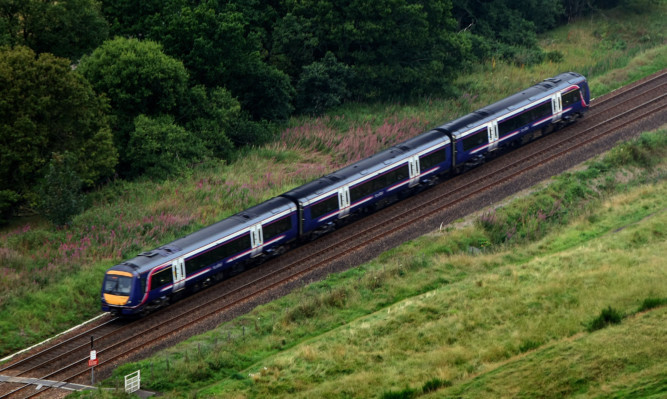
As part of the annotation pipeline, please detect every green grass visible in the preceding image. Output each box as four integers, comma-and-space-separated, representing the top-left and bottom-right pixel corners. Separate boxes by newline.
74, 129, 667, 398
441, 307, 667, 398
2, 2, 666, 365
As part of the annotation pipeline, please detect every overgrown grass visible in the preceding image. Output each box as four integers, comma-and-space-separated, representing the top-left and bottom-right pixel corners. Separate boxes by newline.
442, 307, 667, 398
476, 129, 667, 247
72, 128, 667, 398
0, 151, 330, 356
1, 3, 665, 361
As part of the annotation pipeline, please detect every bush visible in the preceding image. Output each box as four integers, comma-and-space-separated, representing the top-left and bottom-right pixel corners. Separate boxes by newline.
422, 377, 452, 393
37, 153, 84, 226
226, 116, 276, 148
295, 52, 353, 116
606, 130, 667, 169
126, 115, 208, 180
381, 387, 417, 399
638, 297, 667, 312
587, 306, 623, 332
0, 190, 20, 225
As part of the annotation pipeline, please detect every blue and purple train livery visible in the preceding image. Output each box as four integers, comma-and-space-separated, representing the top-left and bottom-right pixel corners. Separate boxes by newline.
102, 72, 589, 316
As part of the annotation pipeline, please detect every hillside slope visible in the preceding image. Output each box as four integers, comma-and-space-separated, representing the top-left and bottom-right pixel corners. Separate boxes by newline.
99, 130, 667, 398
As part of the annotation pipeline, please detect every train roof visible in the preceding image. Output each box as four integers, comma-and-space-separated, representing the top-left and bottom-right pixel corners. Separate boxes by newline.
109, 196, 296, 274
438, 72, 587, 135
281, 129, 450, 203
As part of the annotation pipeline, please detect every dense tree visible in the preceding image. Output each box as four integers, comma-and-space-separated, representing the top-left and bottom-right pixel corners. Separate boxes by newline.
270, 12, 320, 80
181, 86, 238, 159
0, 46, 116, 220
99, 0, 164, 39
0, 0, 108, 60
277, 0, 469, 101
296, 52, 353, 115
78, 38, 189, 169
152, 1, 294, 121
451, 0, 566, 64
38, 153, 84, 226
126, 115, 207, 180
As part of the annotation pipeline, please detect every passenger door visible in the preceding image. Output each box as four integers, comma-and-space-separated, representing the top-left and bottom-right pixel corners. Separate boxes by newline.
408, 156, 421, 187
487, 121, 499, 151
552, 92, 563, 122
338, 187, 351, 218
171, 257, 186, 292
249, 224, 264, 257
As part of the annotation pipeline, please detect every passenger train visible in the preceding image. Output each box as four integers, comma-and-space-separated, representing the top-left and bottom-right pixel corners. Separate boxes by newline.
102, 72, 590, 316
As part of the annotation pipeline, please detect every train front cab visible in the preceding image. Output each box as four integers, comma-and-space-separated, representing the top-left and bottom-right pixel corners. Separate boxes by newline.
101, 269, 136, 315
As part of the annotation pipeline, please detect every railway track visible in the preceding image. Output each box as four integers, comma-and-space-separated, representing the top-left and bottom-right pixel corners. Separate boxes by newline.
1, 69, 665, 399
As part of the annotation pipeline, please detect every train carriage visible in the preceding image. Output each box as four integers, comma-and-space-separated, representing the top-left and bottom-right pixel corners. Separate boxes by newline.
438, 72, 590, 169
101, 197, 298, 315
281, 130, 452, 237
102, 72, 590, 317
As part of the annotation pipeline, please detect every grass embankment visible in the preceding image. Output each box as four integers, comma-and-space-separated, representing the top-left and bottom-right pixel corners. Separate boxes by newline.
84, 129, 667, 398
1, 3, 665, 360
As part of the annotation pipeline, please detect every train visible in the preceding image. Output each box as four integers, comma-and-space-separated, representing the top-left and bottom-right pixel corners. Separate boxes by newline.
102, 72, 590, 316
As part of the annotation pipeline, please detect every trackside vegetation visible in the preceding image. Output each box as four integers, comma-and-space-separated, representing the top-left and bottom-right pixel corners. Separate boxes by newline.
1, 0, 665, 224
0, 4, 665, 397
86, 129, 666, 398
0, 1, 665, 361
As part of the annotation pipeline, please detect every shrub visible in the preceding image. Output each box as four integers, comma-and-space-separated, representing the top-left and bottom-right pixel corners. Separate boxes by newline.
226, 116, 275, 148
546, 50, 564, 63
587, 306, 623, 332
519, 339, 542, 353
38, 153, 84, 226
0, 190, 20, 225
606, 130, 667, 169
126, 115, 207, 180
422, 377, 452, 393
295, 52, 353, 116
381, 387, 417, 399
638, 297, 667, 312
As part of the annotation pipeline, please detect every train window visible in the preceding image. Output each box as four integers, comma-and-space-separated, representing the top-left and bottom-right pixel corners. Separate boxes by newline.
420, 148, 447, 170
348, 163, 410, 203
186, 253, 209, 274
499, 101, 551, 137
186, 233, 252, 273
151, 267, 173, 288
350, 179, 377, 202
104, 275, 133, 295
386, 164, 409, 184
263, 216, 292, 240
310, 195, 339, 219
462, 129, 487, 151
562, 90, 580, 107
373, 171, 390, 191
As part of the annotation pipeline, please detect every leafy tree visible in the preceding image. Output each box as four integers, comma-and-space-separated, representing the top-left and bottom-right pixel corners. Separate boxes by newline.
0, 46, 116, 221
451, 0, 567, 64
234, 59, 294, 121
280, 0, 469, 100
270, 12, 319, 80
296, 52, 353, 115
181, 86, 238, 159
152, 1, 294, 121
226, 115, 276, 149
78, 37, 189, 170
0, 0, 108, 60
0, 190, 19, 224
126, 115, 207, 180
99, 0, 165, 38
38, 153, 84, 226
